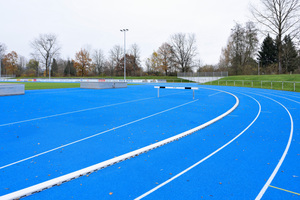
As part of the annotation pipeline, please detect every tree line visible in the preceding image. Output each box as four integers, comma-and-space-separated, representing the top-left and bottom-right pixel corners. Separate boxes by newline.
218, 0, 300, 75
0, 0, 299, 77
0, 32, 201, 78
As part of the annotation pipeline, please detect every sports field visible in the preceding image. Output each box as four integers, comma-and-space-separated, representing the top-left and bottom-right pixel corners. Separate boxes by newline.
0, 84, 299, 199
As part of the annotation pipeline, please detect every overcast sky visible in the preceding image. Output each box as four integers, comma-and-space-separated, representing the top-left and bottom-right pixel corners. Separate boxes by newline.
0, 0, 260, 66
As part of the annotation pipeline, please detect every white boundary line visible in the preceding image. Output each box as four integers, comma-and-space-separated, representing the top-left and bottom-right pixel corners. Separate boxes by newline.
134, 93, 260, 200
0, 88, 239, 200
0, 99, 198, 170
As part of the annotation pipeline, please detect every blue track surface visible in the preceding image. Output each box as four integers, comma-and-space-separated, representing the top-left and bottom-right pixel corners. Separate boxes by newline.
0, 84, 299, 199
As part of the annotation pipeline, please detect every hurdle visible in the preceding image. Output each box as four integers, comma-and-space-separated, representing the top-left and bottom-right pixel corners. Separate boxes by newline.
154, 86, 199, 99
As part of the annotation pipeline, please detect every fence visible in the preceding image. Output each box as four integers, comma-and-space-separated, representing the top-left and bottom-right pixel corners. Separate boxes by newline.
177, 71, 228, 78
0, 75, 16, 78
204, 80, 300, 92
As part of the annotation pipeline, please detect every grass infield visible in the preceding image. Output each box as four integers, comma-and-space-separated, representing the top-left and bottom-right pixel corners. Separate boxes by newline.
1, 82, 80, 90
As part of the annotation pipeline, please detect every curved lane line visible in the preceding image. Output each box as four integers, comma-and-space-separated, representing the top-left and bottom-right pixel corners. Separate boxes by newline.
0, 88, 238, 200
207, 87, 295, 199
266, 92, 300, 99
255, 91, 300, 104
134, 92, 260, 200
244, 93, 294, 200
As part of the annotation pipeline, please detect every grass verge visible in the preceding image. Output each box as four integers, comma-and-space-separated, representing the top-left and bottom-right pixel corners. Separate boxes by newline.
2, 82, 80, 90
11, 76, 191, 82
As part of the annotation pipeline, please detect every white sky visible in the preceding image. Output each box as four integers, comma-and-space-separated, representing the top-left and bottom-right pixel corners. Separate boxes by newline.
0, 0, 260, 66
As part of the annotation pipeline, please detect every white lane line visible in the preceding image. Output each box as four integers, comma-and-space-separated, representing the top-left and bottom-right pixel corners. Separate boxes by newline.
0, 97, 155, 127
252, 94, 294, 200
267, 92, 300, 99
224, 88, 300, 104
134, 93, 261, 200
208, 92, 222, 97
256, 91, 300, 104
0, 100, 198, 170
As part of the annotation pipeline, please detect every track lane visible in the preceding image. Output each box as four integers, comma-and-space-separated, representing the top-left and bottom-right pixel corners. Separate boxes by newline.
0, 86, 236, 197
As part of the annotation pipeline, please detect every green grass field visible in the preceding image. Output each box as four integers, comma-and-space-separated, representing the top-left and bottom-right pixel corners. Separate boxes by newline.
204, 74, 300, 92
15, 76, 190, 82
2, 82, 80, 90
1, 82, 140, 90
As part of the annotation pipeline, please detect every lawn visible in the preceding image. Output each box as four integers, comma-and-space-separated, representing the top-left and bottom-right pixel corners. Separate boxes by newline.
2, 82, 80, 90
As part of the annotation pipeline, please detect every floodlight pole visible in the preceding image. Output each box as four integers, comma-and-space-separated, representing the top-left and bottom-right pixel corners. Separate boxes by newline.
120, 29, 128, 82
258, 61, 260, 75
47, 38, 53, 80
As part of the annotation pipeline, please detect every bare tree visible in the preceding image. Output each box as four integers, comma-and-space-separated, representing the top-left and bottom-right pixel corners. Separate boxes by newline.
17, 56, 27, 77
170, 33, 198, 72
93, 49, 105, 75
0, 43, 6, 57
0, 43, 7, 77
144, 58, 152, 74
108, 45, 123, 75
219, 22, 259, 75
130, 43, 141, 76
251, 0, 300, 73
30, 34, 61, 76
157, 42, 174, 75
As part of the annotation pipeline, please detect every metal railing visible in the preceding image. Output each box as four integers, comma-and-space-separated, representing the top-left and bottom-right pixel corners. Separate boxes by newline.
177, 71, 228, 77
204, 80, 300, 92
0, 75, 16, 78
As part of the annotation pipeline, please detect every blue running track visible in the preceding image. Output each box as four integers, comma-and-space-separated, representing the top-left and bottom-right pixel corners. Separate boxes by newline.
0, 84, 299, 199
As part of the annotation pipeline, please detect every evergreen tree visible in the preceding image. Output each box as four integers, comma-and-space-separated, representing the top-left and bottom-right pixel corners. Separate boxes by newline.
258, 34, 277, 68
64, 60, 76, 76
51, 58, 58, 76
282, 35, 298, 73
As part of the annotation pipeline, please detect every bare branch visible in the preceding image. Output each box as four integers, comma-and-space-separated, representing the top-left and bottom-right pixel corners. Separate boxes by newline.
30, 33, 61, 76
